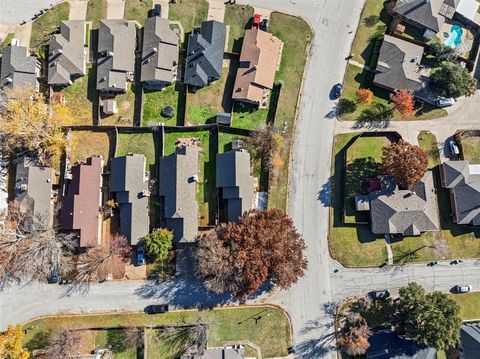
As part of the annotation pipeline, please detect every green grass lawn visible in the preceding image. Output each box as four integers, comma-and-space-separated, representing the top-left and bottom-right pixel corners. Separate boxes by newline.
267, 12, 312, 211
30, 2, 70, 49
116, 133, 157, 173
86, 0, 108, 29
418, 131, 440, 169
1, 33, 14, 50
224, 4, 254, 53
329, 133, 388, 267
124, 0, 152, 25
143, 86, 184, 126
24, 306, 291, 358
232, 103, 268, 130
169, 0, 209, 34
460, 136, 480, 164
163, 130, 215, 225
450, 292, 480, 320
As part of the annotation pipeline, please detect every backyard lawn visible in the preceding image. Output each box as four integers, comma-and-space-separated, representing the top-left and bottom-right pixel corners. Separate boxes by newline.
101, 85, 136, 126
116, 132, 157, 173
232, 103, 268, 130
86, 0, 108, 29
69, 131, 112, 164
124, 0, 152, 25
169, 0, 209, 34
23, 306, 291, 358
460, 135, 480, 164
417, 131, 440, 169
224, 4, 254, 53
143, 85, 184, 126
30, 2, 70, 49
329, 133, 388, 267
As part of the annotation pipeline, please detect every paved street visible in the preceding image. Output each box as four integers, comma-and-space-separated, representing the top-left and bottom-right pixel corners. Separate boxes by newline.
0, 0, 61, 24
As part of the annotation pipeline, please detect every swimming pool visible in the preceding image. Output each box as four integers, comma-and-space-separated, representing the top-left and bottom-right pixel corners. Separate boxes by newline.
444, 25, 463, 48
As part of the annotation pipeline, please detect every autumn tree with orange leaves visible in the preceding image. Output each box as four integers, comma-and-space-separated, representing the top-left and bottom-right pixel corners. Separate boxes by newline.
355, 89, 373, 105
390, 90, 415, 118
195, 209, 307, 298
337, 313, 372, 356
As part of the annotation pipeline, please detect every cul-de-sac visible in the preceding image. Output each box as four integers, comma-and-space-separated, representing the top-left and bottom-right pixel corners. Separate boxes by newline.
2, 0, 480, 358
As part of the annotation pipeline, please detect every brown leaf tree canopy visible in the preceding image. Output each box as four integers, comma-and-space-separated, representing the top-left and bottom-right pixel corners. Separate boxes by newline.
381, 140, 428, 189
195, 209, 307, 298
337, 313, 372, 356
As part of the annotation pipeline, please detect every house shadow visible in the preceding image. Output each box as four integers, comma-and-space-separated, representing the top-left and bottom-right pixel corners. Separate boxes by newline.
221, 57, 238, 113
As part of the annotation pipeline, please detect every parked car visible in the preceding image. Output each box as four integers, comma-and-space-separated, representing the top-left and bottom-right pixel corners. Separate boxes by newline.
47, 271, 60, 284
152, 4, 161, 16
136, 245, 146, 266
144, 304, 169, 314
435, 97, 455, 108
427, 261, 438, 266
369, 290, 390, 300
252, 13, 261, 28
453, 285, 472, 294
448, 139, 459, 156
332, 83, 343, 99
260, 19, 269, 31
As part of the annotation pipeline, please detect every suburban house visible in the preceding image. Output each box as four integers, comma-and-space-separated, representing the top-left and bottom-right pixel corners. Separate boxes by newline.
159, 145, 199, 245
110, 154, 150, 246
14, 157, 55, 227
0, 42, 40, 92
459, 324, 480, 359
48, 20, 87, 87
440, 160, 480, 225
373, 35, 428, 97
367, 332, 436, 359
185, 346, 245, 359
61, 156, 104, 248
97, 20, 136, 94
216, 149, 255, 223
356, 172, 439, 236
184, 20, 226, 89
141, 15, 179, 90
232, 28, 282, 106
393, 0, 480, 38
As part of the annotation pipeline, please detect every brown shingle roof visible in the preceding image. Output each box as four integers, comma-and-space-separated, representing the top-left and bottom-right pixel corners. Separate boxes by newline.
61, 156, 104, 248
232, 28, 282, 104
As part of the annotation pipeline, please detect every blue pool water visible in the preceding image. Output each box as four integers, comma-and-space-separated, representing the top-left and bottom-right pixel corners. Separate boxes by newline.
444, 25, 464, 48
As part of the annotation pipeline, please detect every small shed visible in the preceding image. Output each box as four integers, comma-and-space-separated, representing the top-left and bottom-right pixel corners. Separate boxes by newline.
232, 139, 244, 150
215, 112, 231, 126
103, 99, 117, 115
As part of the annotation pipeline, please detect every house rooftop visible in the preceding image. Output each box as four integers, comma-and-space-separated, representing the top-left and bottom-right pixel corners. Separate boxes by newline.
460, 324, 480, 359
110, 154, 150, 246
394, 0, 445, 32
0, 44, 37, 91
48, 20, 86, 86
367, 332, 436, 359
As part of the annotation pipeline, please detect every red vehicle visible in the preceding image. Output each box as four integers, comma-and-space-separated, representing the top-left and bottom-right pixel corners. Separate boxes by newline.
253, 14, 261, 28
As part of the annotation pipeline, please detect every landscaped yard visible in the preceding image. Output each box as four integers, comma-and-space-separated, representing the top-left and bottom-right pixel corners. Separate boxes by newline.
23, 306, 292, 358
124, 0, 152, 25
460, 135, 480, 164
70, 131, 112, 164
101, 85, 136, 126
1, 33, 14, 50
450, 292, 480, 320
169, 0, 209, 34
116, 132, 157, 174
224, 4, 254, 53
86, 0, 108, 29
143, 85, 184, 126
30, 2, 70, 49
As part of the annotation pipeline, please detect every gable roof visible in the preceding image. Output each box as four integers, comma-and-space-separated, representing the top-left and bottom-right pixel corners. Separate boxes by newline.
110, 154, 150, 246
184, 20, 226, 88
141, 16, 179, 85
48, 20, 86, 86
460, 324, 480, 359
441, 160, 480, 225
369, 172, 439, 236
374, 35, 426, 94
394, 0, 445, 32
0, 44, 37, 90
367, 332, 436, 359
15, 157, 54, 227
216, 150, 255, 222
232, 28, 282, 103
97, 20, 136, 92
159, 146, 199, 244
61, 156, 104, 248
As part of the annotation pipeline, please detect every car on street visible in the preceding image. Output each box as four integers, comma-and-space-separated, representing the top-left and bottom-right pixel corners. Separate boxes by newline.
453, 285, 472, 294
435, 97, 455, 108
144, 304, 169, 314
451, 259, 463, 265
369, 290, 390, 300
136, 245, 146, 266
448, 139, 460, 156
332, 83, 343, 99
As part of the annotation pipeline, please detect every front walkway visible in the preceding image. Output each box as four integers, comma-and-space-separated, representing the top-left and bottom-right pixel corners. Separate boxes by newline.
207, 0, 225, 22
68, 0, 88, 20
107, 0, 125, 19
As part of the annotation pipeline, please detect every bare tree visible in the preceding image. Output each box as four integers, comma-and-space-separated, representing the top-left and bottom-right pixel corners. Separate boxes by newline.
124, 327, 143, 348
39, 329, 81, 359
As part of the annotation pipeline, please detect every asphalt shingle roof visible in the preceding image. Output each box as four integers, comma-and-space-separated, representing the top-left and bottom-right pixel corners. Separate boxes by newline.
394, 0, 445, 32
0, 44, 37, 91
460, 324, 480, 359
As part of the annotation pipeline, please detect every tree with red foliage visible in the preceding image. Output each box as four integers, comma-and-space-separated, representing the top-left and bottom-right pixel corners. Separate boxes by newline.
355, 89, 373, 105
195, 209, 307, 298
390, 90, 415, 118
381, 140, 428, 189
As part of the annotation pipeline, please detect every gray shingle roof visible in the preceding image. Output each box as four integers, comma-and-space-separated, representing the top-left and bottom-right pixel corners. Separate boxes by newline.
394, 0, 445, 32
97, 20, 136, 93
141, 16, 179, 87
369, 172, 439, 236
184, 20, 226, 88
441, 160, 480, 225
374, 35, 426, 94
15, 157, 54, 227
0, 44, 38, 91
159, 146, 199, 245
460, 324, 480, 359
216, 150, 254, 222
110, 154, 150, 246
48, 20, 86, 86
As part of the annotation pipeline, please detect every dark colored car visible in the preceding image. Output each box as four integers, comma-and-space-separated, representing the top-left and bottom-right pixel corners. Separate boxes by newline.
260, 19, 269, 31
369, 290, 390, 300
48, 271, 60, 284
144, 304, 169, 314
136, 245, 146, 266
333, 83, 343, 99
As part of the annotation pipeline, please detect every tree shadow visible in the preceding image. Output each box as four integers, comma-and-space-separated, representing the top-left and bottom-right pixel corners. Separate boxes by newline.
317, 178, 332, 207
353, 103, 393, 130
221, 57, 238, 113
24, 330, 51, 351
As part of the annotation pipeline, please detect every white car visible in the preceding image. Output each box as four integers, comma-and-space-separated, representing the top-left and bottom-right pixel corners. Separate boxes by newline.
454, 285, 472, 293
435, 97, 455, 107
448, 139, 460, 156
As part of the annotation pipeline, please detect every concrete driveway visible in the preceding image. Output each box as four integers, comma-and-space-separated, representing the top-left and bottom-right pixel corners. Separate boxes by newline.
68, 0, 88, 20
107, 0, 125, 19
207, 0, 225, 22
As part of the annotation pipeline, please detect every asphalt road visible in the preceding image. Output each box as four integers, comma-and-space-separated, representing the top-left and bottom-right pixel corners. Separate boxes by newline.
0, 0, 62, 24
